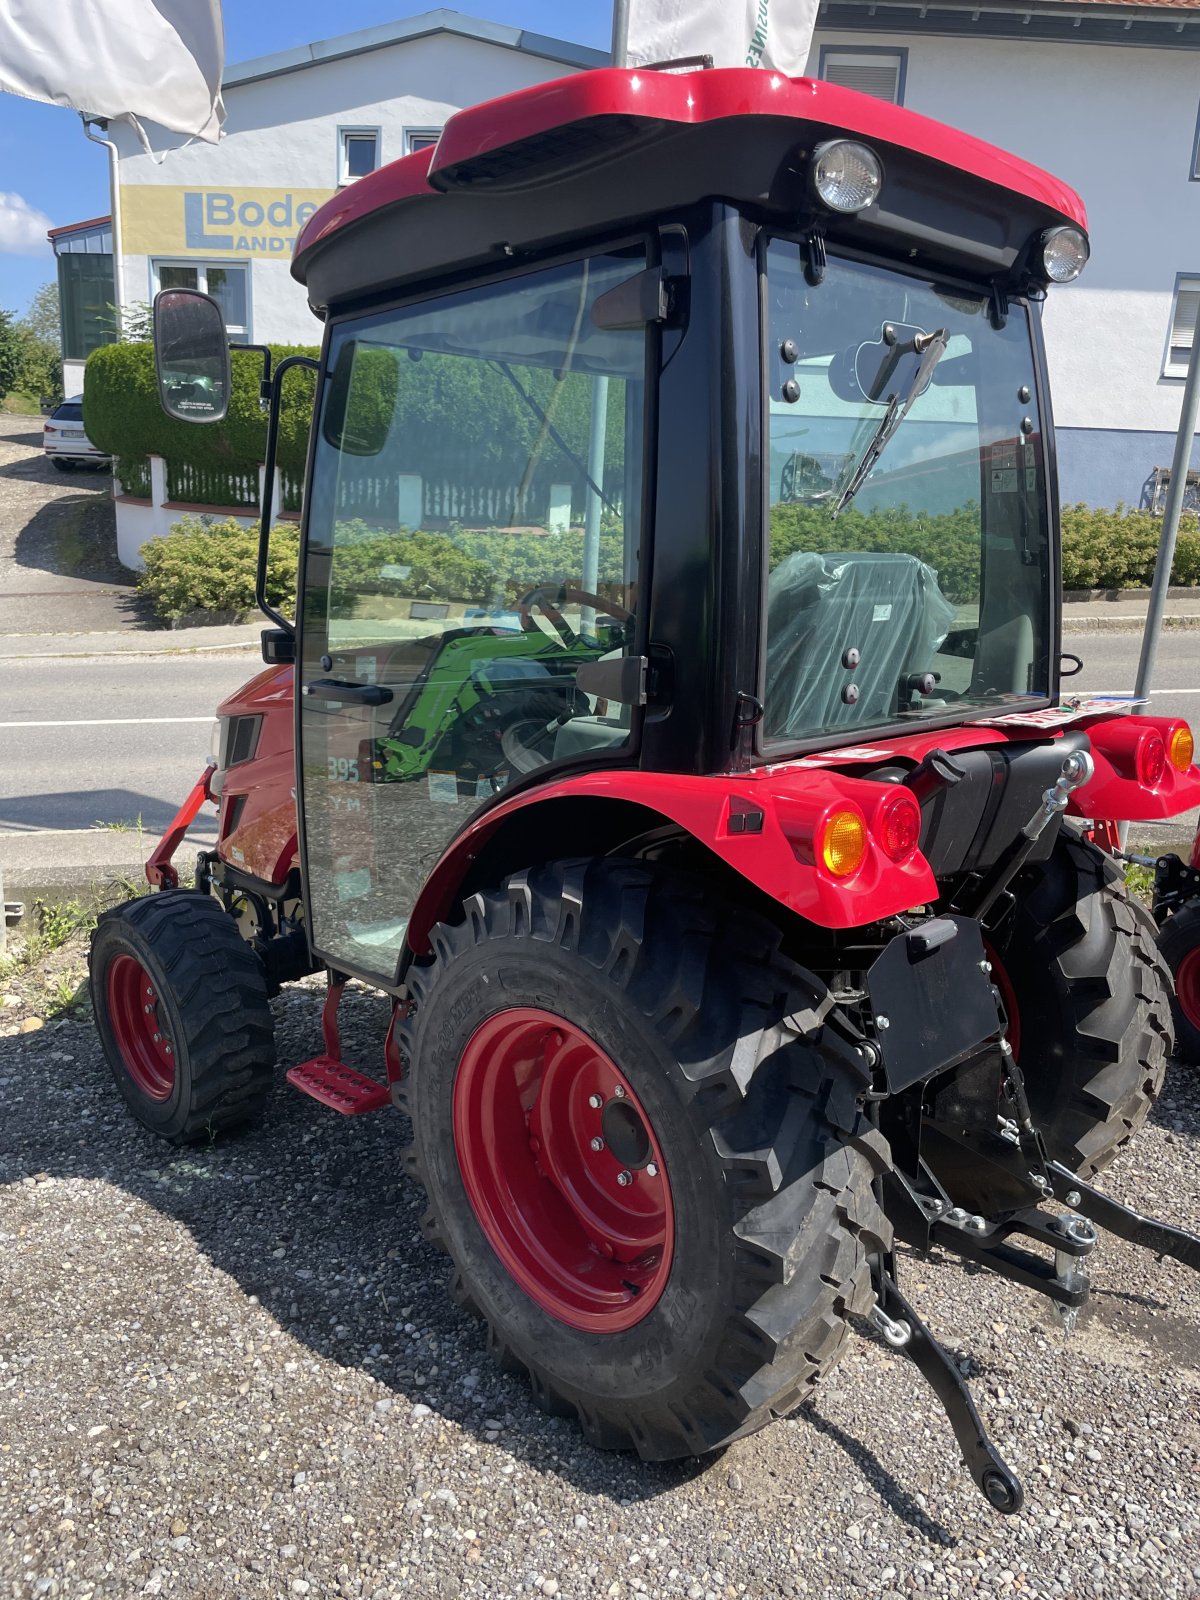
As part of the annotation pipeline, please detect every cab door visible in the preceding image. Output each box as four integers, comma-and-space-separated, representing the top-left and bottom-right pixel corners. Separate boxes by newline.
297, 251, 650, 982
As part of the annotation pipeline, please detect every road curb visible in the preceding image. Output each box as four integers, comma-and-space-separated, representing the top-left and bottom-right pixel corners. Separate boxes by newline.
1062, 615, 1200, 633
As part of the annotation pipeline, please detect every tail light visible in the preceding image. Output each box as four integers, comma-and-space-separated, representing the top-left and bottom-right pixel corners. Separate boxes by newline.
817, 807, 868, 878
874, 788, 922, 864
1167, 721, 1194, 773
1136, 732, 1167, 788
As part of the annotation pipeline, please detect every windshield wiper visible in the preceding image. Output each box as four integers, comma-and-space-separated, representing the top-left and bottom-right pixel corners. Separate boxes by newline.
833, 327, 949, 516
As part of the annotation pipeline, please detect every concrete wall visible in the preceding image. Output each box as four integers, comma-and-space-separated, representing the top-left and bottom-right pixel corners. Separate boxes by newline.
808, 28, 1200, 507
111, 32, 586, 346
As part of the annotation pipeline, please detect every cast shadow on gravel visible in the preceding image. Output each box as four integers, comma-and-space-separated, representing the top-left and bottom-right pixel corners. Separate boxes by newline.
0, 1004, 711, 1510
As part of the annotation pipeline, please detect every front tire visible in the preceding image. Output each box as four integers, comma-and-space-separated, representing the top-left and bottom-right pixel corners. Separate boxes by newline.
989, 832, 1172, 1176
90, 890, 276, 1142
1157, 900, 1200, 1065
400, 858, 891, 1460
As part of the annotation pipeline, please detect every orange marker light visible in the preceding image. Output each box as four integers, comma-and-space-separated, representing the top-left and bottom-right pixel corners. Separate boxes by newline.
1168, 722, 1194, 773
820, 809, 868, 877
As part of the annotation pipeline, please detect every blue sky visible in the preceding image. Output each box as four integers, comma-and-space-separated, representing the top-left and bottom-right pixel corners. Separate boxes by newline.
0, 1, 612, 321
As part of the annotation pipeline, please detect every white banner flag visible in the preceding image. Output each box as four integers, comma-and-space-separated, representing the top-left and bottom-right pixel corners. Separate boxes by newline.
0, 0, 225, 144
626, 0, 818, 75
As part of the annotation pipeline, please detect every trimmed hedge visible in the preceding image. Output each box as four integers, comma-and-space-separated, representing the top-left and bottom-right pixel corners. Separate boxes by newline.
84, 341, 320, 494
138, 516, 299, 623
1060, 502, 1200, 590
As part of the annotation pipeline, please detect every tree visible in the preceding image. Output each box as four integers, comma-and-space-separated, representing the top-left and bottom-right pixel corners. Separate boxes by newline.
0, 311, 24, 399
23, 282, 60, 350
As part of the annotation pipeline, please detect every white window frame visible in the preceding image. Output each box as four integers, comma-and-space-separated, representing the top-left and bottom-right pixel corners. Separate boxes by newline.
338, 126, 381, 186
151, 260, 251, 342
818, 45, 907, 105
1165, 274, 1200, 378
405, 127, 442, 155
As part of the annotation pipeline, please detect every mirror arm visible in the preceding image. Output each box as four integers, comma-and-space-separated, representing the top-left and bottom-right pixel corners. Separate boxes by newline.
257, 354, 320, 634
239, 343, 275, 409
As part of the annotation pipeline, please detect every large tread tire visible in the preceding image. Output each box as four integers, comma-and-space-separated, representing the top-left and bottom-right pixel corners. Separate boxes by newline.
89, 890, 276, 1143
1157, 899, 1200, 1065
398, 857, 891, 1461
991, 831, 1172, 1177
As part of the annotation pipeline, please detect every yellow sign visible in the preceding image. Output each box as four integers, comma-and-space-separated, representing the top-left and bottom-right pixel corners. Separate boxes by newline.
121, 185, 335, 259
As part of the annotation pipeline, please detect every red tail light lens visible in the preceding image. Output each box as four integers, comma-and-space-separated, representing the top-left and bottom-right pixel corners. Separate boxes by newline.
876, 789, 922, 863
1136, 732, 1167, 788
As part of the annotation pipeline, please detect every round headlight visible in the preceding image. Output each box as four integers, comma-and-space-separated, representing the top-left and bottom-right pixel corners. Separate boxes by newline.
1041, 226, 1089, 285
812, 141, 883, 214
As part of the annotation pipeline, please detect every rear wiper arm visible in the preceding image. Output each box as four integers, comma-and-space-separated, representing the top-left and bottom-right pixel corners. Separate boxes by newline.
833, 327, 949, 515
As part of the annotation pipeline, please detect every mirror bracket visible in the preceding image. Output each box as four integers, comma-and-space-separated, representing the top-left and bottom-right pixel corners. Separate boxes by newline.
257, 353, 320, 636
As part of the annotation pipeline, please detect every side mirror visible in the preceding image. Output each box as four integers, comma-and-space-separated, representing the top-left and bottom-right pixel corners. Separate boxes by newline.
153, 289, 230, 423
321, 340, 397, 457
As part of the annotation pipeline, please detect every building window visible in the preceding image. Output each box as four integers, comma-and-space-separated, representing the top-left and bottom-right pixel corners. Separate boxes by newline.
154, 262, 249, 343
1167, 276, 1199, 377
339, 127, 380, 184
57, 251, 115, 362
818, 46, 907, 105
405, 127, 441, 155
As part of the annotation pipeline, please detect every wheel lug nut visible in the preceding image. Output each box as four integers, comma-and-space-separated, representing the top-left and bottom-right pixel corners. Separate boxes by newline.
590, 1137, 605, 1152
144, 1005, 153, 1015
588, 1093, 604, 1110
164, 1046, 173, 1056
616, 1170, 632, 1187
646, 1162, 658, 1178
613, 1085, 626, 1099
153, 1033, 162, 1043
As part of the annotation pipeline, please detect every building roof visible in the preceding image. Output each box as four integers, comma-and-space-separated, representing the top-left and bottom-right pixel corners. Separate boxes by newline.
817, 0, 1200, 46
47, 215, 112, 240
224, 8, 607, 90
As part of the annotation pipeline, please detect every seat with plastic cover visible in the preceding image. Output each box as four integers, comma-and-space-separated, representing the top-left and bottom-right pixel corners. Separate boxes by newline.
765, 550, 956, 740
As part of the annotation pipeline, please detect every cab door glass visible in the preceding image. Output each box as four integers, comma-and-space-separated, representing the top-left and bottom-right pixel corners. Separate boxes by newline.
300, 251, 647, 979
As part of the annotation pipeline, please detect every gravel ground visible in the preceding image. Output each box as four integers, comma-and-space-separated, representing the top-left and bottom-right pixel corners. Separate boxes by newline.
1, 964, 1199, 1600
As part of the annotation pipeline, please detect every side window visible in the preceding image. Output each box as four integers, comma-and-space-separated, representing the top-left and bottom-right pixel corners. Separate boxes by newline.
299, 252, 647, 975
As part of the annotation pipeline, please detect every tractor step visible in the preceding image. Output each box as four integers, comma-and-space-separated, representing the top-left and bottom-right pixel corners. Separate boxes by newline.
287, 1057, 392, 1114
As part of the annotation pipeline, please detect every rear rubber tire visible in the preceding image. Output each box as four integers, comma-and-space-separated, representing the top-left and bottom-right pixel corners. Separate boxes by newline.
991, 832, 1172, 1176
89, 890, 276, 1143
1157, 900, 1200, 1065
399, 858, 891, 1461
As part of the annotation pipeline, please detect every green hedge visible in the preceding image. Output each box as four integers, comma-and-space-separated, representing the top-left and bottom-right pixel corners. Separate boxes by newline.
84, 341, 319, 495
1059, 503, 1200, 590
138, 516, 299, 623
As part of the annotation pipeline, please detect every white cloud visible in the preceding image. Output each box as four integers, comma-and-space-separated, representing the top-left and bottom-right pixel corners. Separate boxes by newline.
0, 192, 54, 255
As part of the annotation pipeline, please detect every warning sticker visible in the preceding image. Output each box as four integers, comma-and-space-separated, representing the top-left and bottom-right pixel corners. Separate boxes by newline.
990, 468, 1018, 495
427, 771, 459, 803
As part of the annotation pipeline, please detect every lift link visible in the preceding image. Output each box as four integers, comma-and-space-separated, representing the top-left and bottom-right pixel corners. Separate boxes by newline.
1046, 1161, 1200, 1270
870, 1265, 1025, 1514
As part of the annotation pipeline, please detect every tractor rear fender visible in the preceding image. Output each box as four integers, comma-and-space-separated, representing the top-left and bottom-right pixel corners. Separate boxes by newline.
1067, 714, 1200, 821
405, 768, 937, 955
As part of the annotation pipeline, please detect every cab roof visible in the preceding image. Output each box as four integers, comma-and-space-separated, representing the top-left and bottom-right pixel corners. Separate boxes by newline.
293, 66, 1087, 313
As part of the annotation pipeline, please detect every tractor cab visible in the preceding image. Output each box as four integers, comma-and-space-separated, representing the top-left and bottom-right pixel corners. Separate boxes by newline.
95, 65, 1200, 1515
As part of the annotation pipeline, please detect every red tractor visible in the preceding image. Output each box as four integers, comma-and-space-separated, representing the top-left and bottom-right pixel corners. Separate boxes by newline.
1135, 819, 1200, 1063
89, 67, 1200, 1513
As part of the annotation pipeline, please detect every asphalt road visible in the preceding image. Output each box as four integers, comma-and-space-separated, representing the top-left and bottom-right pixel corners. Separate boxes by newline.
0, 650, 262, 889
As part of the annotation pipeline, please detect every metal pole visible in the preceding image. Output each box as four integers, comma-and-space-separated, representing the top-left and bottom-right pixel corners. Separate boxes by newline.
1133, 327, 1200, 705
611, 0, 630, 66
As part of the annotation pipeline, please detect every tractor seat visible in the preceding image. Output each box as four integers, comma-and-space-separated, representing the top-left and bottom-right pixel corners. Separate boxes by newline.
765, 550, 955, 739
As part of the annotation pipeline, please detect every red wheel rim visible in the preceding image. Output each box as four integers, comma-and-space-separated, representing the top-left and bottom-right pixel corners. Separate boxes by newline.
452, 1008, 675, 1333
984, 943, 1021, 1059
105, 954, 176, 1101
1176, 947, 1200, 1030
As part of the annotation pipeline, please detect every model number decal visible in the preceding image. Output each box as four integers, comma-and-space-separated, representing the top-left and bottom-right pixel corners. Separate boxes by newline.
327, 756, 360, 783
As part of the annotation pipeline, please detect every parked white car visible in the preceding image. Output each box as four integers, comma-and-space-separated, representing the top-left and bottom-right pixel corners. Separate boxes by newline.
43, 396, 109, 470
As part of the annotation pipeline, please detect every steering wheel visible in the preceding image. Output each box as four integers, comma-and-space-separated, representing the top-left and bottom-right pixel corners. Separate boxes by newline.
517, 584, 632, 648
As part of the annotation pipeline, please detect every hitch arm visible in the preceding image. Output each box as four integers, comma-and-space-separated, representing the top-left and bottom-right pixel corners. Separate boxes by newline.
1047, 1161, 1200, 1270
872, 1269, 1025, 1514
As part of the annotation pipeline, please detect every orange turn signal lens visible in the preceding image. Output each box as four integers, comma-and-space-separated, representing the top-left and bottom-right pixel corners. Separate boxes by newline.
820, 808, 868, 877
1168, 722, 1194, 773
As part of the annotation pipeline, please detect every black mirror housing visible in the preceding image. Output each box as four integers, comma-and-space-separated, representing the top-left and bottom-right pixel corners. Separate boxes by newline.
261, 627, 296, 665
153, 289, 231, 424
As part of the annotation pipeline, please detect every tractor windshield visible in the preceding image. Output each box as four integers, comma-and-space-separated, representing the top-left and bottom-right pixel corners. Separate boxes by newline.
762, 241, 1052, 748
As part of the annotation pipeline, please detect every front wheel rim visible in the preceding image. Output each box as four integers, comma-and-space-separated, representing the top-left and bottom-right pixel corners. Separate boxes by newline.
1175, 947, 1200, 1031
105, 953, 177, 1101
453, 1008, 675, 1333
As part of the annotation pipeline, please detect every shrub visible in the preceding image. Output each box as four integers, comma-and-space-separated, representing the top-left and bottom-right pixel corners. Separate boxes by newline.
1060, 502, 1200, 589
138, 516, 299, 623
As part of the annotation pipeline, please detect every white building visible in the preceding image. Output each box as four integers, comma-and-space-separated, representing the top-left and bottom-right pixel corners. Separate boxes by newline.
805, 0, 1200, 510
108, 11, 603, 354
